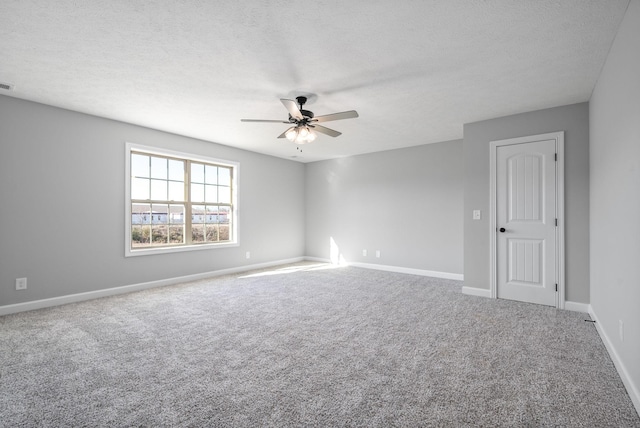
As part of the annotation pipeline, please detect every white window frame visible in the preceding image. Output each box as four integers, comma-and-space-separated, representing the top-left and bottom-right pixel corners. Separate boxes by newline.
125, 142, 239, 257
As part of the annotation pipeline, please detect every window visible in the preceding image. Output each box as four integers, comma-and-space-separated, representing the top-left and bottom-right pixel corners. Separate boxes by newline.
126, 143, 238, 256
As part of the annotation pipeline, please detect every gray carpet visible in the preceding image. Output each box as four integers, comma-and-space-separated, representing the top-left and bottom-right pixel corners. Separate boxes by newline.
1, 263, 638, 427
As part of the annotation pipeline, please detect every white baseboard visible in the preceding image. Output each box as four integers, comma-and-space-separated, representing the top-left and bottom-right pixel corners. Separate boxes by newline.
303, 256, 332, 263
347, 261, 463, 281
564, 301, 590, 313
458, 291, 593, 314
461, 286, 492, 298
0, 257, 304, 316
589, 306, 640, 416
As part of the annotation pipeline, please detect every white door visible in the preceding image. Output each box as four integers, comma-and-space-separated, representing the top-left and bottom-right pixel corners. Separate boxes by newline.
496, 138, 557, 306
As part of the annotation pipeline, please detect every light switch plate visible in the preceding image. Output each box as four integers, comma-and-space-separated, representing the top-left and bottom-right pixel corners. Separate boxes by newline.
473, 210, 481, 220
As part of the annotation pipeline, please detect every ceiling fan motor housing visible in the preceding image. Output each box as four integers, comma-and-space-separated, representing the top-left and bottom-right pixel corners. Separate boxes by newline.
295, 96, 314, 119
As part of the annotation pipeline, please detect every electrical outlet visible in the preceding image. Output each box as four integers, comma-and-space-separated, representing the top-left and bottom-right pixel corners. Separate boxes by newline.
16, 278, 27, 290
246, 251, 251, 259
619, 320, 624, 342
362, 249, 367, 257
376, 250, 381, 258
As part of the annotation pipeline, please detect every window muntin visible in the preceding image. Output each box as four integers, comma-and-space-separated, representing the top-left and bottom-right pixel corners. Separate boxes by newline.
127, 145, 237, 255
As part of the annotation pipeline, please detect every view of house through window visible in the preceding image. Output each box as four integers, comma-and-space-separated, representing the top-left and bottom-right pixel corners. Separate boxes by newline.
128, 147, 236, 252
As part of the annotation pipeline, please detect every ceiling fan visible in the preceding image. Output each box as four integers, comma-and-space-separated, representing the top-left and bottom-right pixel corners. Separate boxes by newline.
241, 96, 358, 144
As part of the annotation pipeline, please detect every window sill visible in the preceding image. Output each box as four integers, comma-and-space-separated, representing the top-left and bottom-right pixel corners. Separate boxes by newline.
125, 241, 239, 257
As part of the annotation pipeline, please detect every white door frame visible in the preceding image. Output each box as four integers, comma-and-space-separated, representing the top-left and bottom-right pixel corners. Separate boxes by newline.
489, 131, 565, 308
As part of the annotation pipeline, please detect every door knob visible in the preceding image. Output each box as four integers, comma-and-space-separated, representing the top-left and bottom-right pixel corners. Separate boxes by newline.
499, 227, 506, 233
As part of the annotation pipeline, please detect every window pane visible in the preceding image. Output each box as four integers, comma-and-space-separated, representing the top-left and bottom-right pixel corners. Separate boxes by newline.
192, 225, 205, 243
169, 226, 184, 244
168, 181, 184, 201
132, 154, 150, 178
206, 224, 218, 242
132, 225, 151, 247
191, 183, 204, 202
151, 156, 167, 179
132, 203, 151, 225
191, 163, 204, 183
152, 225, 168, 244
218, 186, 231, 204
205, 165, 218, 184
151, 179, 168, 200
151, 204, 168, 224
205, 185, 217, 203
219, 224, 230, 241
132, 178, 150, 200
168, 159, 184, 181
219, 206, 230, 220
169, 204, 184, 224
218, 167, 231, 186
192, 205, 205, 224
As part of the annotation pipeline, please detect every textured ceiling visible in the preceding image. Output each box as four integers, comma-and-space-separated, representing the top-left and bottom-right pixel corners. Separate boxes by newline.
0, 1, 630, 162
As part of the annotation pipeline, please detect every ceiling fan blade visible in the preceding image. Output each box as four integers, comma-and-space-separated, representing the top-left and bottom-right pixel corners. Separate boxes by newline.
278, 127, 295, 139
312, 124, 342, 137
313, 110, 359, 123
281, 99, 303, 120
241, 119, 290, 123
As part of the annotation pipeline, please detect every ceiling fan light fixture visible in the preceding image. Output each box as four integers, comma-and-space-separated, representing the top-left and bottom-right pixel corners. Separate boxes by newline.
294, 126, 316, 144
285, 127, 298, 141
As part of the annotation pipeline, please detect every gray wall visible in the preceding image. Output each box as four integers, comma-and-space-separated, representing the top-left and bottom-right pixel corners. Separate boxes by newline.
590, 0, 640, 407
0, 96, 305, 306
305, 141, 463, 275
463, 103, 590, 303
